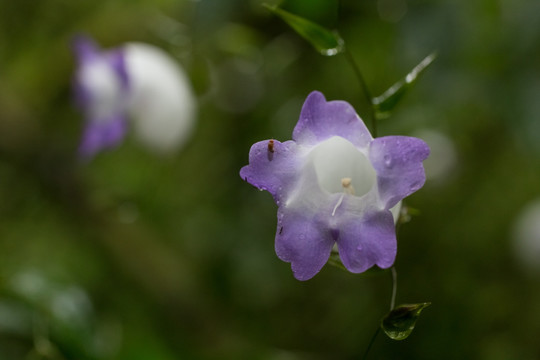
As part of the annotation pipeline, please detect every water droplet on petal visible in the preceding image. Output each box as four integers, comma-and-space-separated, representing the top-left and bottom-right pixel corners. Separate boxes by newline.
299, 234, 305, 240
384, 155, 393, 168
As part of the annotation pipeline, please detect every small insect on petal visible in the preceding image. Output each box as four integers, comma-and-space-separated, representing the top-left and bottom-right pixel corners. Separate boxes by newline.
267, 139, 275, 161
268, 139, 275, 152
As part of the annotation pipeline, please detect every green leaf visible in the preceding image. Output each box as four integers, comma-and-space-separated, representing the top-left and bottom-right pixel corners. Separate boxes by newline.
263, 4, 344, 56
381, 302, 431, 340
373, 52, 437, 119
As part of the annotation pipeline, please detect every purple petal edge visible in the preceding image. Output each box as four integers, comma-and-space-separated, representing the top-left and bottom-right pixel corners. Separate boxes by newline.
239, 139, 298, 202
292, 91, 373, 148
78, 115, 128, 159
369, 136, 430, 209
72, 35, 99, 62
107, 48, 129, 90
72, 36, 99, 108
275, 206, 335, 281
337, 210, 397, 273
72, 35, 130, 109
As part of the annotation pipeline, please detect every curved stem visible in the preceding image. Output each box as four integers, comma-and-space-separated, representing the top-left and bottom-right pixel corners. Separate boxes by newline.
390, 266, 397, 310
343, 49, 377, 137
361, 266, 398, 359
361, 326, 381, 360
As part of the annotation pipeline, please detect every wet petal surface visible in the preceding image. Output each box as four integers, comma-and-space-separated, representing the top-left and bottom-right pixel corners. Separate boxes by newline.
240, 140, 299, 202
293, 91, 372, 148
275, 206, 335, 281
369, 136, 430, 209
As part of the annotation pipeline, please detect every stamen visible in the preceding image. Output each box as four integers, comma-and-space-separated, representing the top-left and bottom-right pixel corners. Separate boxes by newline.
332, 177, 355, 216
332, 194, 345, 217
341, 177, 355, 195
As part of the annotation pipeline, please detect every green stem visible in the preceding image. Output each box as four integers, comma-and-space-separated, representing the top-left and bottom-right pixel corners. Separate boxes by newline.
361, 326, 381, 360
343, 49, 377, 137
361, 267, 397, 359
390, 266, 397, 310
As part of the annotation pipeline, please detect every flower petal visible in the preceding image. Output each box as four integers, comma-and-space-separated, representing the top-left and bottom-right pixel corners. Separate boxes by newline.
124, 42, 196, 153
72, 36, 99, 62
240, 139, 298, 202
73, 36, 129, 90
79, 115, 127, 158
107, 48, 129, 90
369, 136, 430, 209
72, 36, 100, 108
293, 91, 372, 148
275, 206, 335, 281
337, 210, 397, 273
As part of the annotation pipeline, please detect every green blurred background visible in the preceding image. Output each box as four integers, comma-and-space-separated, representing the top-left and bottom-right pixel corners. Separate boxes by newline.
1, 0, 540, 359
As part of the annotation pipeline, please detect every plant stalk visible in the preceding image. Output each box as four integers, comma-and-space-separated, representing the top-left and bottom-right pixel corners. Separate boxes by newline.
343, 49, 377, 137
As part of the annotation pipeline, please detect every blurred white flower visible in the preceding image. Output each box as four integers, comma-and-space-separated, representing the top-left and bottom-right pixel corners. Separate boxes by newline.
125, 42, 196, 153
73, 36, 196, 158
512, 199, 540, 274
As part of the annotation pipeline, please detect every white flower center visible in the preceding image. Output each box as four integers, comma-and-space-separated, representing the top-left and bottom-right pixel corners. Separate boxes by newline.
309, 136, 376, 197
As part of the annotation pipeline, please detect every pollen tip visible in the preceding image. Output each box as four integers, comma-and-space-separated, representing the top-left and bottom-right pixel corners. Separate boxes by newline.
341, 177, 352, 187
341, 177, 355, 195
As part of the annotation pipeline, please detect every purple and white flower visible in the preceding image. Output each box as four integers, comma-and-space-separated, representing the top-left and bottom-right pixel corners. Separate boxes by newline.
240, 91, 430, 280
73, 36, 196, 158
